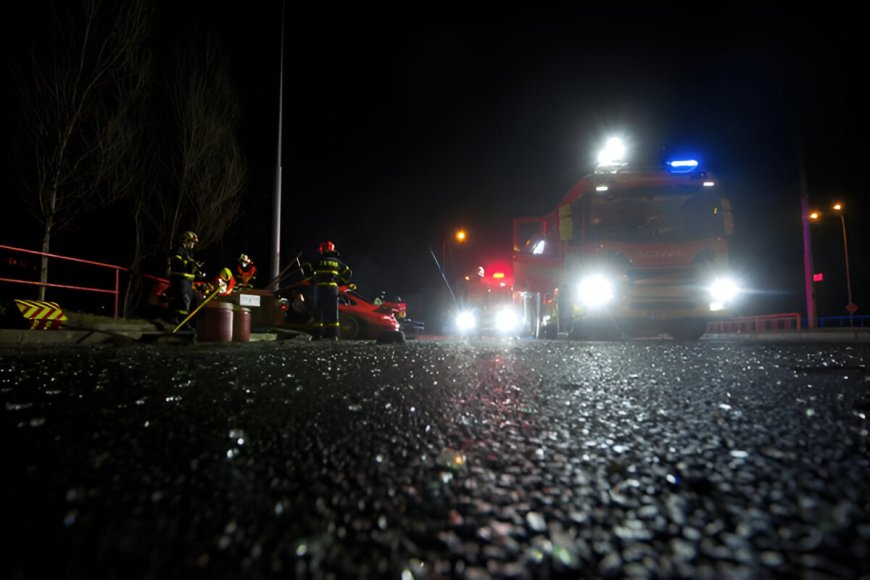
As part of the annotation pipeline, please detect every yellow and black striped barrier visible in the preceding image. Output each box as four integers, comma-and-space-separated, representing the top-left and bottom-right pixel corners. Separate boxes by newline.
10, 299, 68, 330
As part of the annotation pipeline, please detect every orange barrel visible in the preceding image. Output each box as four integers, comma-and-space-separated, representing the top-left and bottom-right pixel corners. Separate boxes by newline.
232, 305, 251, 343
196, 301, 233, 342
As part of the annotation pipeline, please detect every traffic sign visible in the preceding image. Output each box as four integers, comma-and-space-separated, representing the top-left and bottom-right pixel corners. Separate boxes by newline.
846, 302, 858, 315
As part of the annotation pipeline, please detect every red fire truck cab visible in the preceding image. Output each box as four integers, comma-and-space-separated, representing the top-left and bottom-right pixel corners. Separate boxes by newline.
512, 153, 739, 340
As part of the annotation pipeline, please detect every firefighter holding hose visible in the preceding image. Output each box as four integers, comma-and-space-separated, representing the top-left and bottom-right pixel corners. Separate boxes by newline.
167, 230, 203, 327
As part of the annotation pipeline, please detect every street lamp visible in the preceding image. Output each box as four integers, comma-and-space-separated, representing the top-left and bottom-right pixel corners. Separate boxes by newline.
831, 202, 856, 324
429, 228, 470, 323
442, 228, 468, 273
809, 203, 857, 324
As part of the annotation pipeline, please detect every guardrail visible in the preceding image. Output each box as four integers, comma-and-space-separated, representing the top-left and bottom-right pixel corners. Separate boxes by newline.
709, 313, 870, 334
816, 315, 870, 328
707, 313, 802, 334
0, 244, 161, 320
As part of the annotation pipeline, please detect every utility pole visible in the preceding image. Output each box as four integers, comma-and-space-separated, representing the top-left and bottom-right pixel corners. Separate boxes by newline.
799, 151, 816, 329
270, 0, 285, 291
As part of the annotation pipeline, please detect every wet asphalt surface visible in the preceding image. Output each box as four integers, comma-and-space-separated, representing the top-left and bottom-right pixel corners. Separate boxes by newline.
1, 338, 869, 579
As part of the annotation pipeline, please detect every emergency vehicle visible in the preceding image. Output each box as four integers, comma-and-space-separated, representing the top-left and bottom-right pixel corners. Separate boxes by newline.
452, 265, 522, 336
512, 141, 739, 340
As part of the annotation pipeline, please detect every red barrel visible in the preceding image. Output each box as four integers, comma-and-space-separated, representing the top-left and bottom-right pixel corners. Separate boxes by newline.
196, 301, 233, 342
233, 306, 251, 343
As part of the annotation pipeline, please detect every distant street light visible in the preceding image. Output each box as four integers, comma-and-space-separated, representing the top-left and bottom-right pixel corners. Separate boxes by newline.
431, 228, 470, 311
832, 202, 856, 324
443, 228, 469, 277
809, 203, 857, 324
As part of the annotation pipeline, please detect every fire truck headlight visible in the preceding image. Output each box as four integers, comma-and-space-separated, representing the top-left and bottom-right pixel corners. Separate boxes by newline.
494, 307, 520, 334
455, 310, 477, 334
708, 276, 740, 310
577, 274, 614, 308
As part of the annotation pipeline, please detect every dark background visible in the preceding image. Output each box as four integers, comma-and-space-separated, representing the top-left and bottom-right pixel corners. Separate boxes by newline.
2, 1, 864, 324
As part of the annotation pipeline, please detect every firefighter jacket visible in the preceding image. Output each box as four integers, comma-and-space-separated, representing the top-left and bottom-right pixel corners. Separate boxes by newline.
214, 268, 236, 296
236, 262, 257, 287
169, 246, 198, 280
304, 252, 352, 287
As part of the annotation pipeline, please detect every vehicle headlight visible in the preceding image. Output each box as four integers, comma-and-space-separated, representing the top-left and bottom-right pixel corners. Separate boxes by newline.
455, 310, 477, 333
577, 274, 615, 308
708, 276, 740, 311
494, 307, 519, 333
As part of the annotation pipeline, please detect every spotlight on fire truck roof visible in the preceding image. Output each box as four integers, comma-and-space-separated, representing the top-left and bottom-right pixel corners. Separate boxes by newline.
596, 137, 627, 170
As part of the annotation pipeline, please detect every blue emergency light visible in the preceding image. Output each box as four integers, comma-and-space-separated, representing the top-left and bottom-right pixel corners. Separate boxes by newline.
665, 159, 700, 174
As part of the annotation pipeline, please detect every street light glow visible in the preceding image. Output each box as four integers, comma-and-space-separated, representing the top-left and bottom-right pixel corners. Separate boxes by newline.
809, 200, 856, 321
455, 229, 467, 242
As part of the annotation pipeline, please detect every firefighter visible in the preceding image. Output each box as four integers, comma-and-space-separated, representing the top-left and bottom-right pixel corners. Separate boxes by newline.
236, 254, 257, 288
302, 241, 352, 340
167, 230, 202, 325
213, 267, 236, 296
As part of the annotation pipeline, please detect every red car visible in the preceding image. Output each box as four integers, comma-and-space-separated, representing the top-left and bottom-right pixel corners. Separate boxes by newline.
368, 291, 425, 339
280, 282, 405, 342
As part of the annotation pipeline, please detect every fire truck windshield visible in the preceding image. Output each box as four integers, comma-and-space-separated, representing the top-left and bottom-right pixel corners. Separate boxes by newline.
585, 185, 725, 243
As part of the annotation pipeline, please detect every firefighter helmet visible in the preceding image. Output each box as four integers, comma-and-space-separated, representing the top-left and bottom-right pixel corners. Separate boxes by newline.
218, 267, 233, 282
181, 230, 198, 245
238, 253, 251, 266
319, 240, 335, 254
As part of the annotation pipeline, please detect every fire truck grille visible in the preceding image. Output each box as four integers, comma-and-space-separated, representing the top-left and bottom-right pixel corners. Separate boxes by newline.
629, 300, 698, 310
623, 267, 706, 312
625, 268, 701, 285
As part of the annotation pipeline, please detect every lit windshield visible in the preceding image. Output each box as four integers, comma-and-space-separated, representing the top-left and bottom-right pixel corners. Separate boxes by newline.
585, 186, 725, 243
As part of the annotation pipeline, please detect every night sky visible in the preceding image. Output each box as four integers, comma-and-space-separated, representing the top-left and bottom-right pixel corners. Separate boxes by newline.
2, 1, 865, 324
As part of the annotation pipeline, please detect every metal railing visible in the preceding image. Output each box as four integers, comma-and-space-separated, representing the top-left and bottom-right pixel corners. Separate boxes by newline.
0, 244, 138, 320
709, 313, 870, 334
707, 313, 802, 334
815, 315, 870, 328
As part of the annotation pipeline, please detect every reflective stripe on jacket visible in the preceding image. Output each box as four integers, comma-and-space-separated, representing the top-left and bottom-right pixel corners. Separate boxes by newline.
306, 253, 351, 287
169, 248, 198, 279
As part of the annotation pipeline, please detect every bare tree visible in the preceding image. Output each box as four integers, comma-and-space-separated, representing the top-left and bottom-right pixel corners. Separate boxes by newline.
13, 0, 152, 300
109, 32, 155, 319
115, 27, 246, 320
158, 31, 247, 254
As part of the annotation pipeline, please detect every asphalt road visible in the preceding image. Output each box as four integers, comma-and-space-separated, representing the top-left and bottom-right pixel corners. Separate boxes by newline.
2, 338, 869, 579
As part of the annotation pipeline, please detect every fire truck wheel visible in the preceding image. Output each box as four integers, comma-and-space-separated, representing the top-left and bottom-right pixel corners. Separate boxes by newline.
568, 321, 591, 341
668, 321, 707, 341
569, 319, 620, 341
542, 324, 557, 339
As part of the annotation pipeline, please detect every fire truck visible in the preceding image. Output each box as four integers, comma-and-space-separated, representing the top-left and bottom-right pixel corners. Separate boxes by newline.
453, 265, 519, 336
512, 144, 739, 340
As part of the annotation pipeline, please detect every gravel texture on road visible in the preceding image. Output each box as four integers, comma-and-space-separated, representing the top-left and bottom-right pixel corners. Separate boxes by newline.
1, 339, 868, 578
